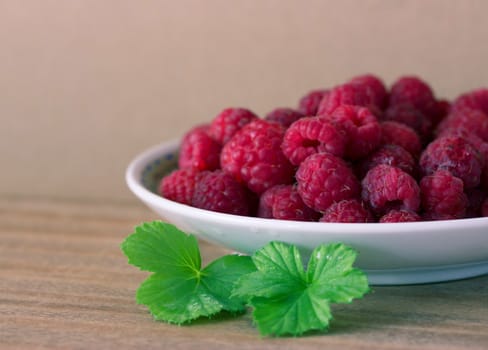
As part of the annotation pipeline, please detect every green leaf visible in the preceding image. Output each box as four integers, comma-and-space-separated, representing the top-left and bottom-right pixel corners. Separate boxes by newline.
202, 254, 256, 312
232, 242, 306, 299
136, 272, 222, 324
121, 221, 201, 274
307, 243, 370, 303
121, 221, 256, 324
232, 241, 369, 337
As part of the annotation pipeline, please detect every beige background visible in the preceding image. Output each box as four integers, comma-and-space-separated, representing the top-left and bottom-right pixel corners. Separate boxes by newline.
2, 0, 488, 202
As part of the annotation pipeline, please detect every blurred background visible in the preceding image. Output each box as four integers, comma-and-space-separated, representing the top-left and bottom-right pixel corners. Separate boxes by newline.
2, 0, 488, 202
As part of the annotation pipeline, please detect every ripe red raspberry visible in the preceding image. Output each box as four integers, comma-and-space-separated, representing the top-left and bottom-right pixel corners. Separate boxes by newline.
324, 105, 382, 159
451, 88, 488, 115
436, 109, 488, 142
437, 128, 488, 168
379, 210, 421, 223
420, 170, 468, 220
319, 199, 373, 223
419, 135, 483, 189
296, 153, 360, 212
192, 170, 250, 216
208, 108, 258, 144
281, 116, 347, 165
482, 198, 488, 217
440, 130, 488, 191
436, 99, 451, 121
380, 121, 422, 157
258, 185, 319, 221
298, 89, 329, 116
357, 144, 416, 179
349, 74, 388, 110
265, 107, 305, 128
178, 125, 222, 171
437, 130, 488, 191
361, 164, 420, 215
465, 188, 486, 218
383, 104, 432, 141
220, 119, 294, 194
159, 168, 200, 206
317, 83, 375, 116
389, 76, 439, 122
483, 166, 488, 191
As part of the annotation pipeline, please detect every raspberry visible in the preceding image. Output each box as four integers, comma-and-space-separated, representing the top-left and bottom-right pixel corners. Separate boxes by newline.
383, 104, 432, 141
437, 130, 488, 189
465, 188, 486, 218
419, 135, 482, 189
349, 74, 388, 110
298, 89, 329, 116
380, 121, 422, 157
192, 170, 250, 215
208, 108, 258, 144
319, 199, 373, 223
220, 119, 294, 194
178, 125, 222, 171
324, 105, 382, 159
296, 152, 360, 212
437, 128, 488, 166
436, 109, 488, 142
379, 210, 421, 223
357, 144, 416, 179
265, 107, 305, 128
451, 88, 488, 115
317, 83, 375, 116
483, 165, 488, 191
436, 99, 451, 120
361, 164, 420, 215
281, 116, 347, 165
389, 76, 439, 121
482, 198, 488, 217
159, 168, 200, 206
420, 170, 468, 220
258, 185, 319, 221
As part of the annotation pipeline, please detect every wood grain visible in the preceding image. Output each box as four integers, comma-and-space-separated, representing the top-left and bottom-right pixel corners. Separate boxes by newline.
1, 196, 487, 349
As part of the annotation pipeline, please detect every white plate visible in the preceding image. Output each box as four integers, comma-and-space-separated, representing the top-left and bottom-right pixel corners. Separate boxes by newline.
126, 139, 488, 285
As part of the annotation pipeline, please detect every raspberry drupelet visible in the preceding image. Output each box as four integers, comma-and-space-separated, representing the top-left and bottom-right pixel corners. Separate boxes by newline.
258, 185, 319, 221
349, 74, 389, 111
317, 83, 376, 116
382, 104, 433, 142
361, 164, 420, 216
296, 152, 361, 212
281, 116, 347, 165
451, 88, 488, 115
420, 170, 468, 220
178, 125, 222, 171
388, 76, 440, 124
435, 108, 488, 142
297, 89, 329, 116
220, 119, 295, 195
319, 199, 373, 223
323, 105, 382, 159
380, 121, 422, 157
265, 107, 305, 128
379, 210, 421, 223
192, 170, 251, 216
357, 144, 416, 179
208, 107, 258, 145
419, 135, 483, 189
159, 168, 201, 206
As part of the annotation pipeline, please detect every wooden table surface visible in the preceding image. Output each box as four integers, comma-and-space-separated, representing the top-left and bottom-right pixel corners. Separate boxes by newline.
1, 196, 487, 350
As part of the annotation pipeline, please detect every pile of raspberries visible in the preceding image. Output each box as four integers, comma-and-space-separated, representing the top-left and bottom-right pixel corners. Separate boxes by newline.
159, 74, 488, 223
